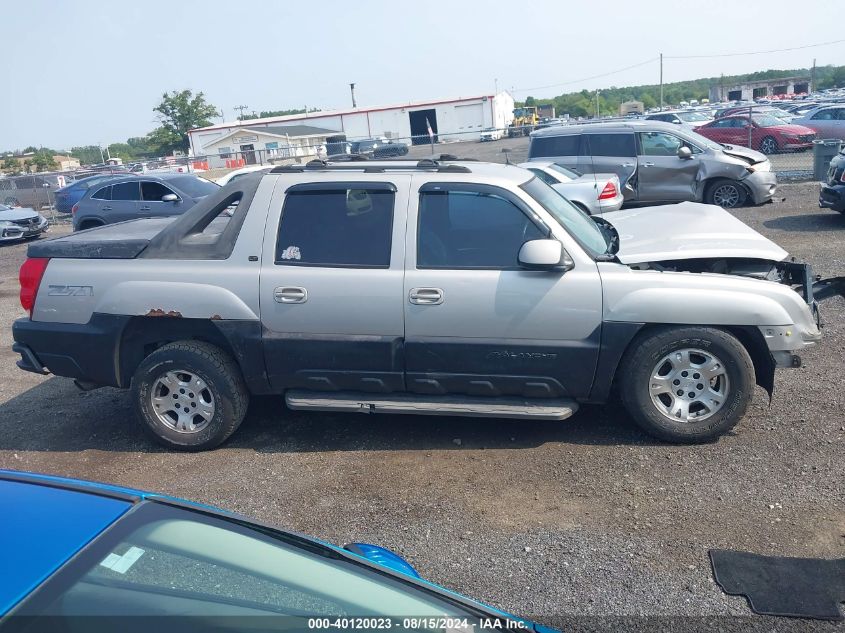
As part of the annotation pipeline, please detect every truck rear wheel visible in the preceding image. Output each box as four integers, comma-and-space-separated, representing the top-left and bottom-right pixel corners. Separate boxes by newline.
131, 340, 249, 451
618, 327, 755, 443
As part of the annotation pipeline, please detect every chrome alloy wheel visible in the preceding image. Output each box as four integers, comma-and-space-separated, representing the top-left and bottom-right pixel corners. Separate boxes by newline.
150, 370, 215, 433
648, 348, 729, 422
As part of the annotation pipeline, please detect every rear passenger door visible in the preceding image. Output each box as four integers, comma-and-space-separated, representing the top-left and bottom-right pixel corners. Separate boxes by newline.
259, 177, 410, 393
584, 132, 638, 200
106, 180, 141, 222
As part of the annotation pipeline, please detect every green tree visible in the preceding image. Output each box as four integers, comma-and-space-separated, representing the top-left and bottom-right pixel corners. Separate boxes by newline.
524, 96, 536, 106
70, 146, 104, 165
151, 90, 218, 154
29, 150, 57, 172
2, 156, 18, 173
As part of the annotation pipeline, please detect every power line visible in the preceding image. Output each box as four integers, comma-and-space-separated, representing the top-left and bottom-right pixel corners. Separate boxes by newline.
511, 57, 659, 93
665, 38, 845, 60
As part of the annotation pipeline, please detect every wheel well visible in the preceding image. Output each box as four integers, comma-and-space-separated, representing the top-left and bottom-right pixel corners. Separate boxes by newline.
117, 317, 238, 387
79, 219, 104, 230
609, 323, 774, 398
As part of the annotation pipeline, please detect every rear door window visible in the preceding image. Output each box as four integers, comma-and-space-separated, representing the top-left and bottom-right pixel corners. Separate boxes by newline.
528, 134, 582, 158
91, 186, 112, 200
111, 181, 141, 201
585, 133, 636, 157
275, 186, 394, 267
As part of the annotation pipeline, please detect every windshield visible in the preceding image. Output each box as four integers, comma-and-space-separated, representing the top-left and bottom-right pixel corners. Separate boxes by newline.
547, 163, 581, 180
752, 114, 789, 127
677, 111, 710, 122
168, 175, 220, 198
678, 129, 723, 151
521, 177, 607, 255
17, 502, 480, 619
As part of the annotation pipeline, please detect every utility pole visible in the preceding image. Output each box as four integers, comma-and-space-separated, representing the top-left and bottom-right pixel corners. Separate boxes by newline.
595, 90, 600, 118
349, 83, 357, 108
659, 53, 664, 108
233, 105, 249, 121
98, 144, 104, 164
811, 58, 817, 93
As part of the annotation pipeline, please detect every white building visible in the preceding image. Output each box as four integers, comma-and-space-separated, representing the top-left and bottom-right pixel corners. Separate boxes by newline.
199, 125, 339, 168
189, 92, 515, 159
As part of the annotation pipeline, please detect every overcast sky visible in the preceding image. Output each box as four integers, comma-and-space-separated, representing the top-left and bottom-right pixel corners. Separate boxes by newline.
2, 0, 840, 149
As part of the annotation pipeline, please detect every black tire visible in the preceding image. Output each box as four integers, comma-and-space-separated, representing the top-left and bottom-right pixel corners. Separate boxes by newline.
704, 179, 747, 208
78, 220, 103, 231
131, 340, 249, 451
618, 326, 755, 443
759, 136, 778, 155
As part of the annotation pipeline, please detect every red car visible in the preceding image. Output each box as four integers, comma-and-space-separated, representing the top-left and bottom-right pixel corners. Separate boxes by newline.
694, 114, 816, 154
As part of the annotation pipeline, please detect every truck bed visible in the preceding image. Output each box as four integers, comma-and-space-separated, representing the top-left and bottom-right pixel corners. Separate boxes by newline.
28, 218, 176, 259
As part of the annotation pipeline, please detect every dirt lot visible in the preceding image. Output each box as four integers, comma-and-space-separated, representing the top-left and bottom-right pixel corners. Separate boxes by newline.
0, 164, 843, 625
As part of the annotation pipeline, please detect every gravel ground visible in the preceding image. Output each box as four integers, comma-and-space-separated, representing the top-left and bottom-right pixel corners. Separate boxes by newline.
0, 169, 843, 628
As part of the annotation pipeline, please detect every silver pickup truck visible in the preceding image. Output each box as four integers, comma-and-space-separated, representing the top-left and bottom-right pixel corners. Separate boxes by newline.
12, 158, 845, 450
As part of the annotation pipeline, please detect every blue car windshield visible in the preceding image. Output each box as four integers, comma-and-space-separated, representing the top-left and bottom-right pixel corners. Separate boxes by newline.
14, 501, 486, 619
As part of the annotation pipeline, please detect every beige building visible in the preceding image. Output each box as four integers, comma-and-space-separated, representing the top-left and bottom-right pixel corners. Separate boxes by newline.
53, 155, 81, 170
620, 101, 644, 116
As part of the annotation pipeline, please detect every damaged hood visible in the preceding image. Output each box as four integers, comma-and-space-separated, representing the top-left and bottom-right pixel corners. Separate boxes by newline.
603, 202, 789, 264
720, 145, 768, 165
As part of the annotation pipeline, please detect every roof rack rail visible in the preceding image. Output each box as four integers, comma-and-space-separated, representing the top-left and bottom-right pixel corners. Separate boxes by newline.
269, 158, 472, 174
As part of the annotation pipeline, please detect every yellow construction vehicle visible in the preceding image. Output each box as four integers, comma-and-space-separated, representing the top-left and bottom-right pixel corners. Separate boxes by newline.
508, 106, 539, 137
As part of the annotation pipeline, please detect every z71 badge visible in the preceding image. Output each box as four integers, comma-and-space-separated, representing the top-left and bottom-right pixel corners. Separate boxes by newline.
47, 285, 93, 297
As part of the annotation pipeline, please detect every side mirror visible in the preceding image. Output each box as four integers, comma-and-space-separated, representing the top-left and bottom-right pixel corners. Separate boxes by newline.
518, 239, 573, 271
343, 543, 421, 578
161, 193, 179, 202
677, 146, 693, 160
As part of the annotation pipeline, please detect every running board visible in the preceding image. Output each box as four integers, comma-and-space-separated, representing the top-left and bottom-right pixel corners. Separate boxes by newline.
285, 390, 579, 420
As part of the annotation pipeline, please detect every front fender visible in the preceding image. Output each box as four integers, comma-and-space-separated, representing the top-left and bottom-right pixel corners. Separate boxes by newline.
95, 281, 259, 320
605, 286, 793, 325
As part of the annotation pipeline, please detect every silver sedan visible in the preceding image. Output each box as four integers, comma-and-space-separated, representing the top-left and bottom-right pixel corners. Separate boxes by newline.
518, 161, 624, 214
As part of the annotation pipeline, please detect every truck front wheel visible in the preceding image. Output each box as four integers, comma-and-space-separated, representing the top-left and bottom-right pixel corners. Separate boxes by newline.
618, 327, 755, 443
131, 340, 249, 451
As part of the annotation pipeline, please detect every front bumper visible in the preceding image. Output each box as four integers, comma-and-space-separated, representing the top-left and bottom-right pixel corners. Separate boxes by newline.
0, 219, 49, 241
819, 182, 845, 213
743, 170, 778, 205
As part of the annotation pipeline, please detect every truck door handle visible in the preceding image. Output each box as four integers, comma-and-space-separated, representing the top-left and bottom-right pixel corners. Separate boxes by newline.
274, 286, 308, 303
101, 206, 112, 211
409, 287, 443, 305
139, 205, 151, 210
621, 162, 635, 168
642, 162, 655, 167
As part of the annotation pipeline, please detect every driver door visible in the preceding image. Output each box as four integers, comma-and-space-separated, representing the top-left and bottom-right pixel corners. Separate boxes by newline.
403, 180, 603, 399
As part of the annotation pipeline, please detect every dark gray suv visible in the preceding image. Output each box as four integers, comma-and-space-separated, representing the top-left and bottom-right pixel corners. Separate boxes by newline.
528, 120, 777, 208
72, 173, 219, 230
